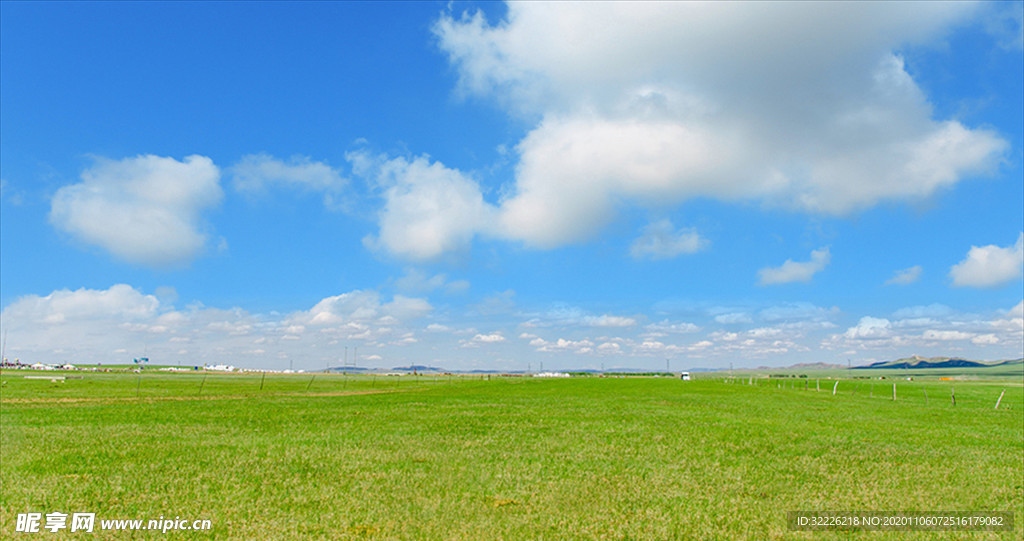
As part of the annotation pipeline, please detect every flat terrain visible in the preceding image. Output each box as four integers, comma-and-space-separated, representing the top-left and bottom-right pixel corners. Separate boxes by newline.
1, 371, 1021, 539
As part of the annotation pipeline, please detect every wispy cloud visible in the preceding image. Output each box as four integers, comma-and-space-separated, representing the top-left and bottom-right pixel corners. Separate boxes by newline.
630, 219, 708, 260
885, 265, 922, 285
757, 247, 831, 285
232, 153, 347, 209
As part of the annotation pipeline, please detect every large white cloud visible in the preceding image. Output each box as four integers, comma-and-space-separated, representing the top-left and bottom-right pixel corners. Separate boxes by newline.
412, 2, 1010, 257
50, 155, 223, 267
949, 233, 1024, 288
357, 153, 497, 261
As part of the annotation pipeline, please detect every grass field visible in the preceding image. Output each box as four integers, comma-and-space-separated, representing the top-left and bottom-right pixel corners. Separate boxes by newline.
1, 370, 1021, 539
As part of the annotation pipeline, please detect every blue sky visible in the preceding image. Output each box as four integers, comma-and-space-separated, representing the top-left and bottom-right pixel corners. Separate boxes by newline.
2, 1, 1022, 371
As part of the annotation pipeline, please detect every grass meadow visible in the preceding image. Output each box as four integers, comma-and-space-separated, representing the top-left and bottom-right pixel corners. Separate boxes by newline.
1, 370, 1021, 539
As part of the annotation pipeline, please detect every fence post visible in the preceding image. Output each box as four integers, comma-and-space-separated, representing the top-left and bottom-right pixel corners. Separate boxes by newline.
951, 387, 955, 407
892, 383, 896, 401
260, 371, 266, 391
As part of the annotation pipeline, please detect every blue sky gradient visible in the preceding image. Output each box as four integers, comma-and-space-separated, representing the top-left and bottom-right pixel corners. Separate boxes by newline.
2, 1, 1022, 371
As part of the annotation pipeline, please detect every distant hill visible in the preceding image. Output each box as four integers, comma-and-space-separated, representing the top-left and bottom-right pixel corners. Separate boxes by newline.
853, 356, 1023, 370
392, 365, 446, 373
758, 362, 847, 371
324, 366, 369, 373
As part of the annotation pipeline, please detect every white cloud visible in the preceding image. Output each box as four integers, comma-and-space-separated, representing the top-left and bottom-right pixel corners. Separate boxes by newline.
886, 265, 922, 286
298, 290, 432, 327
922, 330, 975, 341
420, 2, 1008, 257
824, 300, 1024, 354
357, 153, 497, 261
759, 302, 838, 322
49, 155, 223, 267
232, 153, 347, 208
461, 332, 507, 348
4, 284, 159, 325
530, 337, 596, 354
1009, 300, 1024, 320
891, 303, 953, 320
949, 233, 1024, 288
712, 312, 752, 325
582, 315, 637, 328
646, 320, 700, 334
499, 116, 744, 248
971, 334, 1000, 345
757, 247, 831, 285
630, 219, 708, 260
524, 305, 638, 329
844, 317, 893, 339
394, 268, 469, 294
472, 333, 506, 343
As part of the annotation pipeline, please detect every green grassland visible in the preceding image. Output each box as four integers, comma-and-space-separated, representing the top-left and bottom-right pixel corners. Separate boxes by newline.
1, 371, 1021, 539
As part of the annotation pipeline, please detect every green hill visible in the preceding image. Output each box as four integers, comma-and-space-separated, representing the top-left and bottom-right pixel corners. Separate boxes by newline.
854, 356, 1023, 370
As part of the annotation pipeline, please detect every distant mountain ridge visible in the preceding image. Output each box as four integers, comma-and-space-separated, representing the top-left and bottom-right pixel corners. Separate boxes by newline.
758, 362, 847, 370
853, 355, 1024, 370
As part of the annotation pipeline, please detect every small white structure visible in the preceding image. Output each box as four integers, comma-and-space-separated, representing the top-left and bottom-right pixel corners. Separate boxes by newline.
679, 372, 691, 381
533, 372, 570, 378
205, 364, 237, 372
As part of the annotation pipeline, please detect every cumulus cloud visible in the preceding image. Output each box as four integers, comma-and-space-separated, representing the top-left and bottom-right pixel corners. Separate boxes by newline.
4, 284, 159, 325
757, 247, 831, 285
630, 219, 708, 260
356, 153, 497, 261
415, 2, 1010, 257
886, 265, 923, 285
949, 233, 1024, 288
460, 332, 507, 348
298, 290, 432, 326
843, 316, 893, 339
529, 337, 595, 354
49, 155, 223, 267
232, 153, 347, 208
